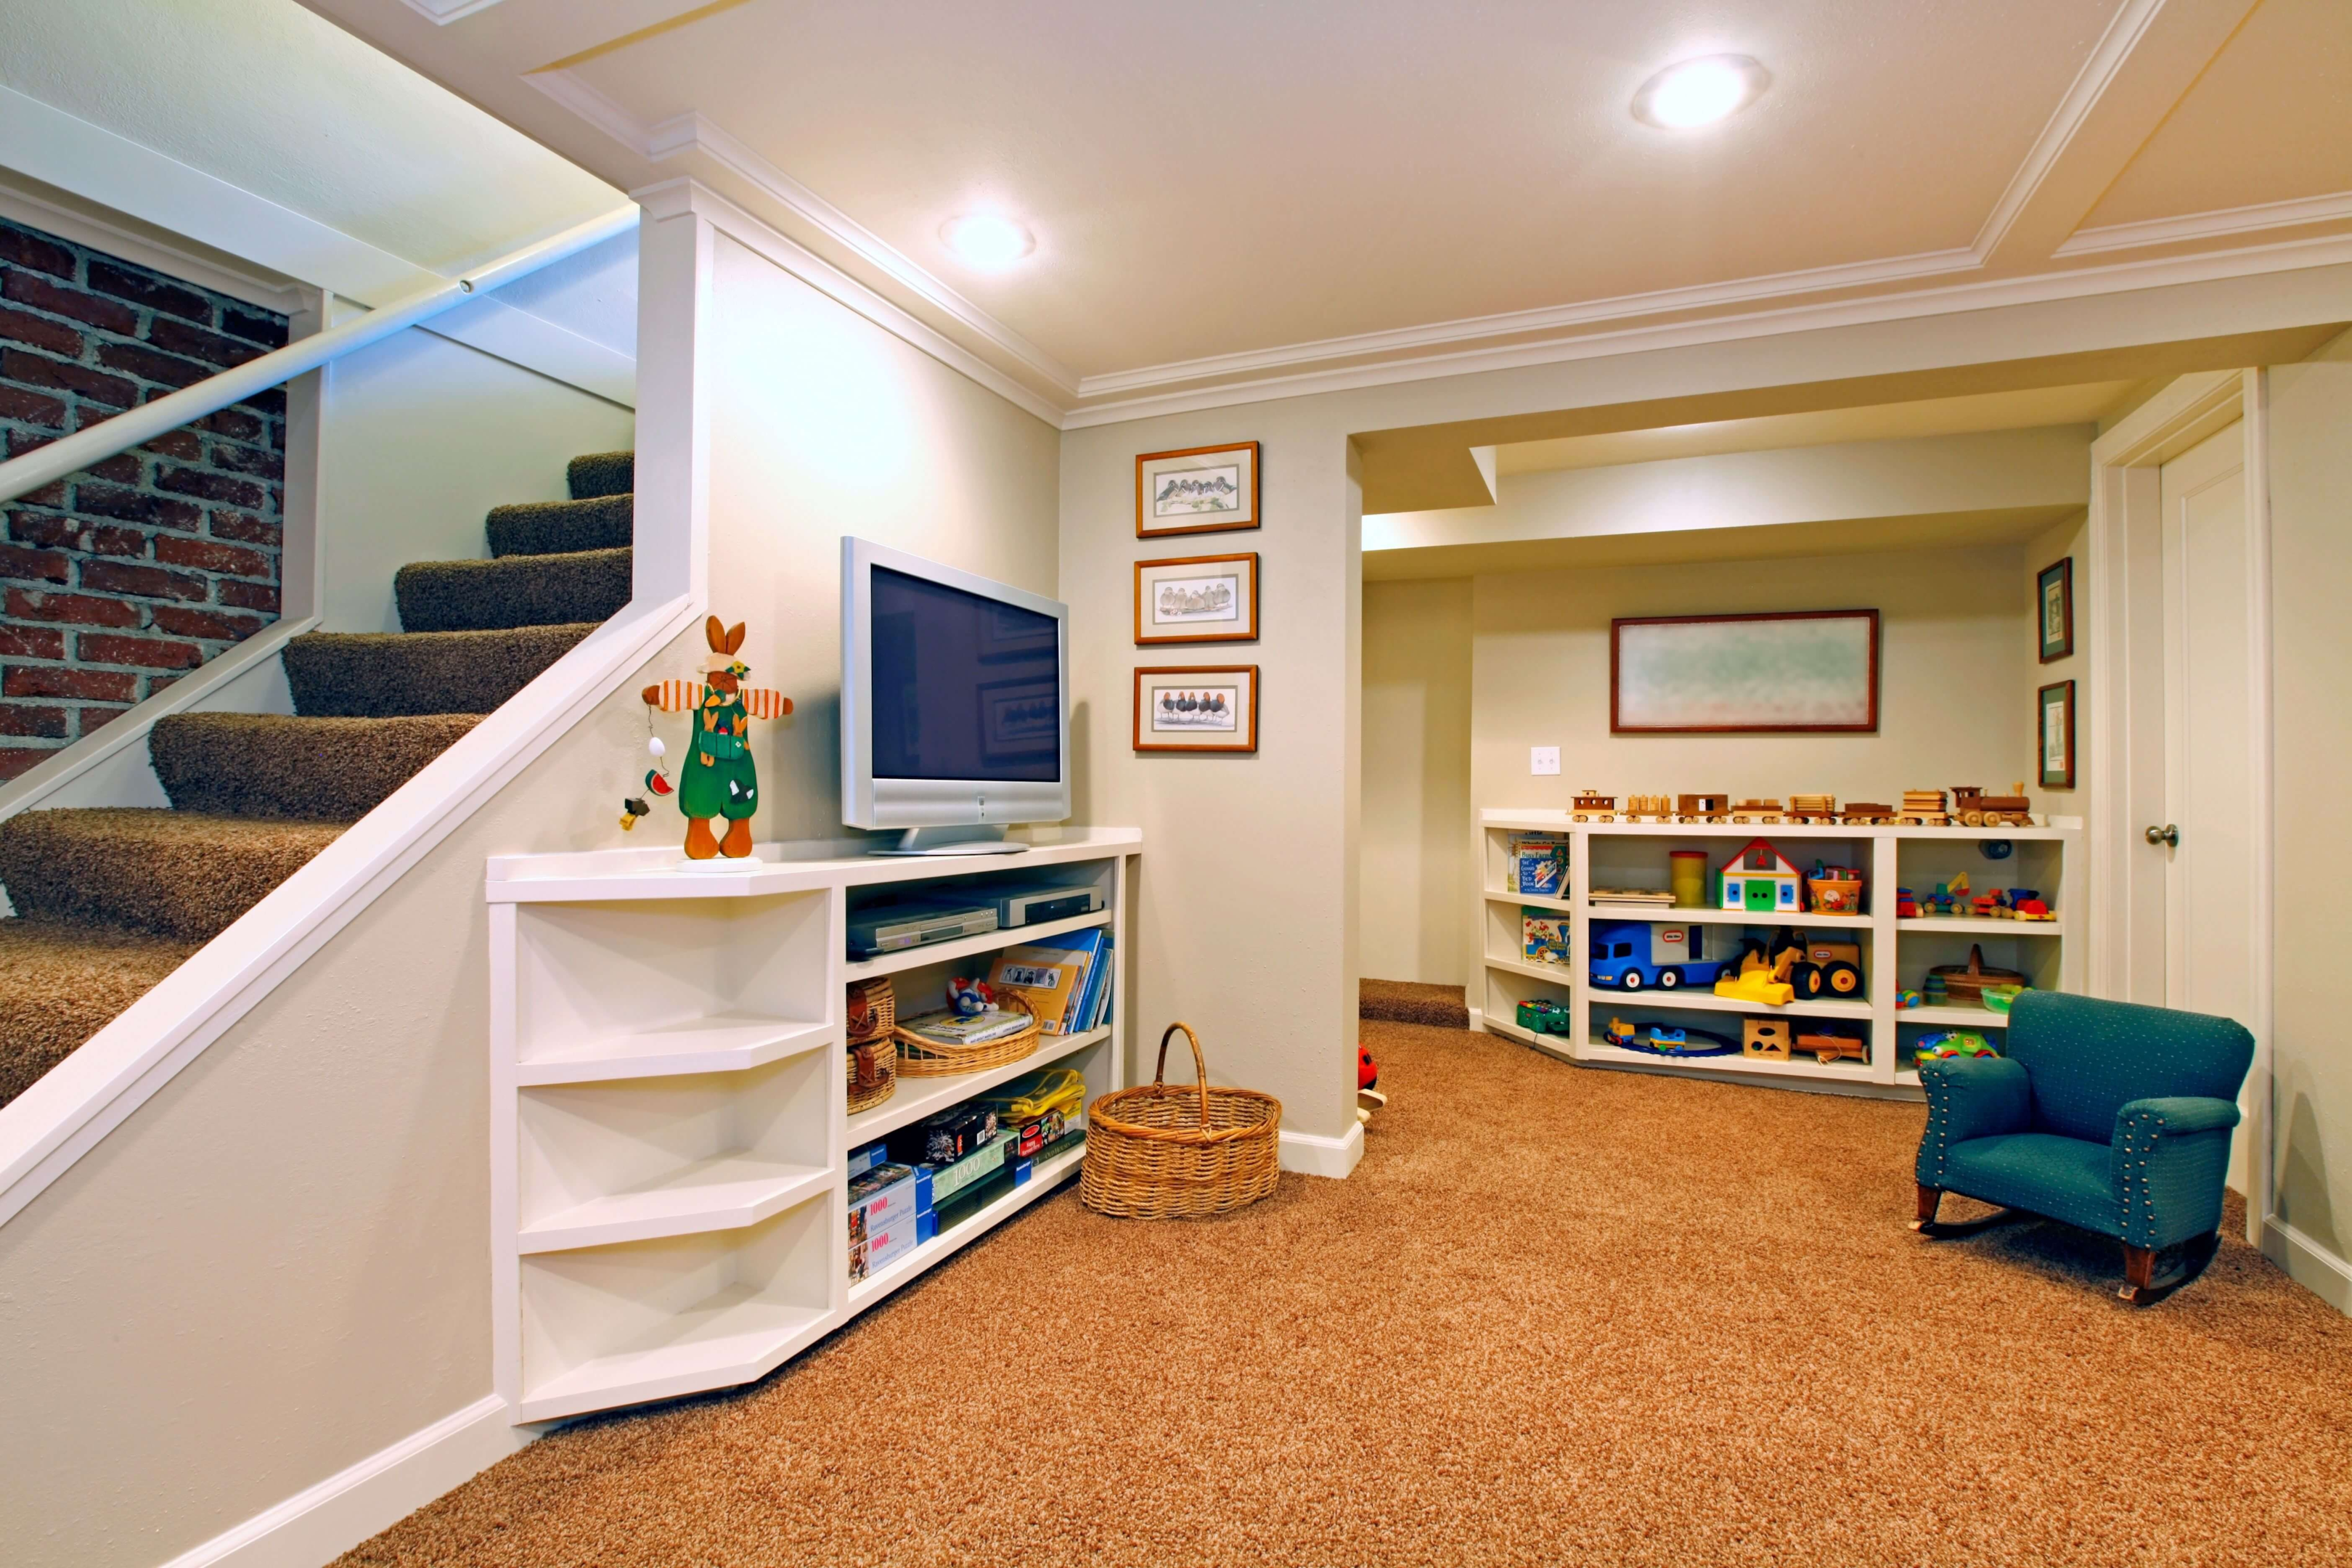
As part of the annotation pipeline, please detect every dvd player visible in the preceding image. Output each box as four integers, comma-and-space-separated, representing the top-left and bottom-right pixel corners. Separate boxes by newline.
847, 900, 1000, 957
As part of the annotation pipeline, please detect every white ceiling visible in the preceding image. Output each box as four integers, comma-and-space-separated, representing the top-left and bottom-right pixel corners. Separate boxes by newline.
290, 0, 2352, 420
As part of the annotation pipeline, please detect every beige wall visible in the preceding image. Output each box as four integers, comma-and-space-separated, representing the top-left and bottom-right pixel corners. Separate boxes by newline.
0, 224, 1058, 1568
2022, 512, 2090, 820
319, 327, 637, 633
1469, 544, 2039, 815
1360, 579, 1472, 986
2266, 330, 2352, 1275
1060, 410, 1362, 1148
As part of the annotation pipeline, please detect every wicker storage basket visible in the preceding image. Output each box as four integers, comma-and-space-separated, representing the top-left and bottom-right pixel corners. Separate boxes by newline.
1081, 1023, 1281, 1219
894, 990, 1042, 1077
844, 977, 898, 1113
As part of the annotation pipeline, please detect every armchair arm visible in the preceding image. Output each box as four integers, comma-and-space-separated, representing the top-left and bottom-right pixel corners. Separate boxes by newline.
2113, 1097, 2242, 1251
1916, 1055, 2031, 1186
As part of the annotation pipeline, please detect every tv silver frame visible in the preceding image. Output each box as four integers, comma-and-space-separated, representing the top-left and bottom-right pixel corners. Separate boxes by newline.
840, 536, 1071, 841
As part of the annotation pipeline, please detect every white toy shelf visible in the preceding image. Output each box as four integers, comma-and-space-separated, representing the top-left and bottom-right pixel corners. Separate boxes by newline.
485, 828, 1140, 1424
1475, 811, 2080, 1098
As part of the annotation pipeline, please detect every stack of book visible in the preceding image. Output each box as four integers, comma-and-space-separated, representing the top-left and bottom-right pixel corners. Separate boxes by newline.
988, 928, 1115, 1036
1589, 886, 1675, 908
899, 1008, 1034, 1048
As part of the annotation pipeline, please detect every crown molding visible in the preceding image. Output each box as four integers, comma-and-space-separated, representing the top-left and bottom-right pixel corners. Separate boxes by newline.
638, 177, 1062, 427
2056, 189, 2352, 257
1058, 227, 2352, 429
1970, 0, 2166, 261
526, 70, 1079, 400
397, 0, 512, 23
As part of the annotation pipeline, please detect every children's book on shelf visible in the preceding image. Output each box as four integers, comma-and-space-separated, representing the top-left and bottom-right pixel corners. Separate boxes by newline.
1523, 910, 1572, 968
989, 928, 1112, 1034
899, 1008, 1033, 1046
1506, 832, 1568, 897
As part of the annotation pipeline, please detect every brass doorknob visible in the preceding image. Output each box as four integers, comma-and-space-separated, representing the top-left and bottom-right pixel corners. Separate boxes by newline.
2145, 824, 2179, 848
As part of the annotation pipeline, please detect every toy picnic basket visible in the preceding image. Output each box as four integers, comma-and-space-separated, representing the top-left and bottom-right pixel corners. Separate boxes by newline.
1080, 1022, 1281, 1219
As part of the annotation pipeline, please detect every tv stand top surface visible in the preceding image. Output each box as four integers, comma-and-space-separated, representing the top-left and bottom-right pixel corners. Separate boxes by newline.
486, 828, 1138, 903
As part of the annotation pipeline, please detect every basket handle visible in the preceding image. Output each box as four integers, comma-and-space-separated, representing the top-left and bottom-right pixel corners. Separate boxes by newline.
1152, 1021, 1214, 1131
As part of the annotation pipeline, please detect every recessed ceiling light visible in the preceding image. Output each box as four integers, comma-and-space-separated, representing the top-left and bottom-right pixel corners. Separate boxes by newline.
939, 212, 1035, 268
1632, 54, 1768, 130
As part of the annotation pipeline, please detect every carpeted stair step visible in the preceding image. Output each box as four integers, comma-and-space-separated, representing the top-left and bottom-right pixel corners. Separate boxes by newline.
282, 624, 598, 718
1358, 978, 1471, 1029
485, 494, 632, 558
0, 917, 203, 1108
395, 547, 632, 633
149, 712, 484, 820
567, 451, 633, 500
0, 808, 347, 943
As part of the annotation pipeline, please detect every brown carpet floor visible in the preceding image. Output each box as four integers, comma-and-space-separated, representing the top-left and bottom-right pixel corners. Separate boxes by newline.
0, 917, 199, 1104
1360, 976, 1470, 1029
340, 1019, 2352, 1567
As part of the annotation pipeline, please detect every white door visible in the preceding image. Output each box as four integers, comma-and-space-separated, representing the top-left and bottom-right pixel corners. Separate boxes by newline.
2157, 420, 2255, 1193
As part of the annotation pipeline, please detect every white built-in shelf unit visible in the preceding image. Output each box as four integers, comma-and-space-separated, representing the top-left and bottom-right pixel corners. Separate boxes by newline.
486, 828, 1140, 1424
1475, 810, 2080, 1098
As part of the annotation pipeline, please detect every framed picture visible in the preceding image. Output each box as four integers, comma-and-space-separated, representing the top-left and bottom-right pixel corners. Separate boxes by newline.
1136, 441, 1259, 536
1133, 665, 1259, 753
1610, 610, 1880, 734
2037, 557, 2075, 663
2038, 679, 2076, 789
1135, 552, 1258, 645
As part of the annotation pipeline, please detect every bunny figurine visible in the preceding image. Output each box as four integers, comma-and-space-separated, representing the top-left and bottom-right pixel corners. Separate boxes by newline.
641, 616, 794, 859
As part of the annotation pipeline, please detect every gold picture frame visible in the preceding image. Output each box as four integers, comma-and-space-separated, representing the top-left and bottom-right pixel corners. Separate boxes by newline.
1135, 552, 1259, 645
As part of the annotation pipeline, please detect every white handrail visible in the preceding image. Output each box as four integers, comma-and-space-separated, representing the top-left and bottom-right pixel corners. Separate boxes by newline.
0, 205, 639, 507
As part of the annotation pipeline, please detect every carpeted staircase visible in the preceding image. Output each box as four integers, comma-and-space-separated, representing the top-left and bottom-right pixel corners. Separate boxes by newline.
0, 451, 635, 1108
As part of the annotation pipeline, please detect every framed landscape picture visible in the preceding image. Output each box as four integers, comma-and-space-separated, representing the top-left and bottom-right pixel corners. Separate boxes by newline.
1134, 665, 1259, 753
1610, 609, 1880, 734
2038, 679, 2076, 788
1135, 552, 1259, 645
2038, 556, 2074, 663
1136, 441, 1259, 536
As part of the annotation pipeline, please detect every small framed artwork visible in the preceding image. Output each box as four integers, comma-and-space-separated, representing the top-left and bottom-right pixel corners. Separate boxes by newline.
1135, 552, 1258, 645
1136, 441, 1259, 536
1610, 609, 1880, 734
1134, 665, 1259, 753
2038, 679, 2076, 789
2037, 557, 2075, 663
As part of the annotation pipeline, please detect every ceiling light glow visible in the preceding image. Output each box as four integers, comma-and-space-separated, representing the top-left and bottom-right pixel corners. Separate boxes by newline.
1632, 54, 1768, 129
940, 212, 1035, 268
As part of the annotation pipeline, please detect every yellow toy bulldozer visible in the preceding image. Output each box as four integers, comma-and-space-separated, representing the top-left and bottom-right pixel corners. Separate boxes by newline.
1711, 928, 1864, 1007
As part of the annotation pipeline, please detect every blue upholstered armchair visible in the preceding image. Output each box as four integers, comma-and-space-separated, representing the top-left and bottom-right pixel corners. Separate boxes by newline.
1914, 990, 2253, 1305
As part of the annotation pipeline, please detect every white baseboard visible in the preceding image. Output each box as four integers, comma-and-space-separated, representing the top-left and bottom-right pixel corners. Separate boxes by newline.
1279, 1121, 1364, 1180
1466, 1005, 1485, 1033
159, 1395, 533, 1568
2262, 1215, 2352, 1317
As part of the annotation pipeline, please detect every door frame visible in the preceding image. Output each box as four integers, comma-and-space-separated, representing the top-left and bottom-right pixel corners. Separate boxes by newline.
2086, 369, 2274, 1244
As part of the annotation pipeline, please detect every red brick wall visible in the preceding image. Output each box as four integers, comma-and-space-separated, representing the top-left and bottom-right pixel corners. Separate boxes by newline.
1, 216, 289, 782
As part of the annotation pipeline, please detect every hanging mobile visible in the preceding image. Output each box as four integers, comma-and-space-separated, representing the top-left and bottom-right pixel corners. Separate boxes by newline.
620, 721, 677, 831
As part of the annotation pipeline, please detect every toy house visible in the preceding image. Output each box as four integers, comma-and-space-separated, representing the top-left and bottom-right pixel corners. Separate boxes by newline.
1718, 838, 1803, 914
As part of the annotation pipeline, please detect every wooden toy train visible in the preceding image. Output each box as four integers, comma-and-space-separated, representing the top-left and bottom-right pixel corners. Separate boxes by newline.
1575, 788, 2030, 827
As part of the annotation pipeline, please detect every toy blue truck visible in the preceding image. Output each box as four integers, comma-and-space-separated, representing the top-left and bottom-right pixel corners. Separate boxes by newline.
1588, 919, 1736, 992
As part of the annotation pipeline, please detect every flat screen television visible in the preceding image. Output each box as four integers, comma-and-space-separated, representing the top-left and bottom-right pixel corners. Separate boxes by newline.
840, 536, 1069, 854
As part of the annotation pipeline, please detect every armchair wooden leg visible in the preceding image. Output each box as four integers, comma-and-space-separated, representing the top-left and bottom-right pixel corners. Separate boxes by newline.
1911, 1184, 1942, 1231
2120, 1231, 2224, 1307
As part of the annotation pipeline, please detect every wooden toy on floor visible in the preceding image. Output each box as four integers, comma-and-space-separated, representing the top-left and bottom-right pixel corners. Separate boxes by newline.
1742, 1018, 1792, 1060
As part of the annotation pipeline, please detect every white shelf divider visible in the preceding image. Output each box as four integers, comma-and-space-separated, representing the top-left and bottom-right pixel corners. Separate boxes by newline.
489, 832, 1140, 1425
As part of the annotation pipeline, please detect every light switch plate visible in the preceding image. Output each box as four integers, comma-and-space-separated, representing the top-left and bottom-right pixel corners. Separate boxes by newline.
1530, 746, 1560, 776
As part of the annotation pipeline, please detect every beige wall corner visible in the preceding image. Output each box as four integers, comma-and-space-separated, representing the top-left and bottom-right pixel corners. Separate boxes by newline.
1360, 579, 1473, 986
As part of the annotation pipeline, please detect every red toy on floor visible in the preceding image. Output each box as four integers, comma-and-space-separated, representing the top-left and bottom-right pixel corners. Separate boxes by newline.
1357, 1040, 1385, 1124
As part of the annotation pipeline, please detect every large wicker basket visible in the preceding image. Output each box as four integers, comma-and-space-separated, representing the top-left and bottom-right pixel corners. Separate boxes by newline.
895, 990, 1042, 1077
1081, 1022, 1281, 1219
844, 977, 899, 1113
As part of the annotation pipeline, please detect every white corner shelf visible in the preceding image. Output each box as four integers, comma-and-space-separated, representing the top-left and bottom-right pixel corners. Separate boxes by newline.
517, 1158, 835, 1254
1474, 810, 2078, 1100
489, 832, 1140, 1425
846, 1026, 1109, 1145
516, 1015, 834, 1086
847, 1140, 1089, 1312
844, 907, 1111, 979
